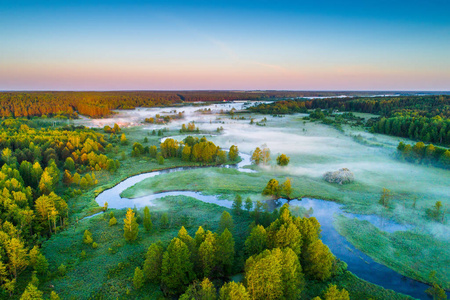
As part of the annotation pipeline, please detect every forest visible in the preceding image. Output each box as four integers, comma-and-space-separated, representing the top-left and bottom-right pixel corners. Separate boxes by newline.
0, 91, 384, 119
249, 95, 450, 146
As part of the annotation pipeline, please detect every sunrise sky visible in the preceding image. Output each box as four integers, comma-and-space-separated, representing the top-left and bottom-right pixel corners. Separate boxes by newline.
1, 0, 449, 91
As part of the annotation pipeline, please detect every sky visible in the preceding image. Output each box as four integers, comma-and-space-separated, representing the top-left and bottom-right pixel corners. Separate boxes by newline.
0, 0, 449, 91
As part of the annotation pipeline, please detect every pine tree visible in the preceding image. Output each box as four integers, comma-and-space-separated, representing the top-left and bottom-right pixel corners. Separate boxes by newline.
199, 231, 217, 278
231, 195, 243, 215
218, 211, 234, 234
244, 197, 253, 212
123, 208, 139, 242
303, 239, 334, 281
217, 228, 235, 276
244, 225, 268, 257
133, 267, 144, 289
83, 230, 93, 244
219, 281, 249, 300
143, 243, 164, 282
161, 238, 194, 295
20, 283, 43, 300
143, 206, 153, 232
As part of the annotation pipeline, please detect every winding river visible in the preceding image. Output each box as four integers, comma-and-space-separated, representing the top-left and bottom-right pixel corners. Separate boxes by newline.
94, 153, 439, 300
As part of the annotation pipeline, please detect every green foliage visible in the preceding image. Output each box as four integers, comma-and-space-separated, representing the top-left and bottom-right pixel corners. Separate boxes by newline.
245, 225, 268, 257
143, 206, 153, 231
20, 283, 43, 300
83, 230, 93, 244
244, 197, 253, 212
262, 178, 280, 198
109, 216, 117, 226
303, 239, 334, 281
58, 264, 67, 277
160, 212, 169, 229
219, 281, 249, 300
180, 278, 217, 300
218, 211, 234, 234
143, 243, 164, 283
323, 284, 350, 300
228, 145, 239, 161
133, 267, 144, 289
231, 195, 243, 215
161, 238, 194, 295
276, 154, 290, 166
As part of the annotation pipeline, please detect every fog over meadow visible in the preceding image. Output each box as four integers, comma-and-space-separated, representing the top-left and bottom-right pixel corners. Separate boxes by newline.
79, 102, 450, 238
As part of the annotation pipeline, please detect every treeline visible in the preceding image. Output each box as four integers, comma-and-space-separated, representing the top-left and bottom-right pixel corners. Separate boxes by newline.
133, 205, 347, 299
0, 91, 375, 119
248, 100, 308, 114
159, 136, 238, 164
397, 141, 450, 169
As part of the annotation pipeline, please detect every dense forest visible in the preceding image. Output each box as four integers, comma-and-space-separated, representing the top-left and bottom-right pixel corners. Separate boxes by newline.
0, 91, 383, 118
0, 119, 122, 298
249, 95, 450, 146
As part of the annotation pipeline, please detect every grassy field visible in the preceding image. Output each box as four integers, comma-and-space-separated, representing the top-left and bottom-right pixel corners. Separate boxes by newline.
334, 215, 450, 289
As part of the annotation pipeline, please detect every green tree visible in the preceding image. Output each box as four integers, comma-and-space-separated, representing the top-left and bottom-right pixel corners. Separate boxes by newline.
217, 228, 235, 275
281, 178, 292, 199
160, 212, 169, 229
379, 188, 392, 208
231, 195, 243, 215
244, 225, 268, 257
83, 230, 93, 244
426, 282, 447, 300
218, 211, 234, 234
161, 238, 194, 295
219, 281, 249, 300
123, 208, 139, 242
143, 243, 164, 282
120, 133, 128, 145
143, 206, 153, 231
263, 179, 280, 198
244, 197, 253, 212
20, 283, 43, 300
323, 284, 350, 300
199, 231, 217, 278
276, 154, 290, 166
34, 254, 49, 275
109, 216, 117, 226
6, 238, 29, 280
63, 157, 75, 171
228, 145, 239, 161
251, 147, 262, 165
303, 239, 334, 281
180, 278, 217, 300
133, 267, 144, 289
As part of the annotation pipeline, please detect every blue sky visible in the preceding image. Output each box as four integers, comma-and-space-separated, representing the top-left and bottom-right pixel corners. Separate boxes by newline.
1, 0, 449, 90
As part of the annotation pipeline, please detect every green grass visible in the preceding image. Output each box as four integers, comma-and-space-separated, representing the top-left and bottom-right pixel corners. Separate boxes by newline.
334, 215, 450, 289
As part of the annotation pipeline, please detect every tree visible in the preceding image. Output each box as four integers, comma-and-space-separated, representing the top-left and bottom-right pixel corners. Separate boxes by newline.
109, 216, 117, 226
281, 178, 292, 199
276, 154, 290, 166
231, 195, 243, 215
379, 188, 392, 208
426, 201, 445, 222
180, 278, 217, 300
63, 157, 75, 171
143, 206, 153, 231
34, 254, 49, 275
124, 208, 139, 242
38, 170, 54, 194
245, 248, 302, 300
120, 133, 128, 145
262, 147, 271, 164
323, 284, 350, 300
20, 283, 43, 300
245, 225, 268, 257
217, 228, 235, 275
161, 238, 194, 295
219, 211, 234, 234
6, 238, 28, 280
133, 267, 144, 289
143, 242, 164, 282
262, 179, 280, 198
426, 282, 447, 300
228, 145, 239, 161
303, 239, 334, 281
219, 281, 249, 300
83, 230, 93, 244
182, 145, 192, 161
199, 231, 217, 278
160, 212, 169, 228
245, 197, 253, 212
251, 147, 262, 165
50, 291, 60, 300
